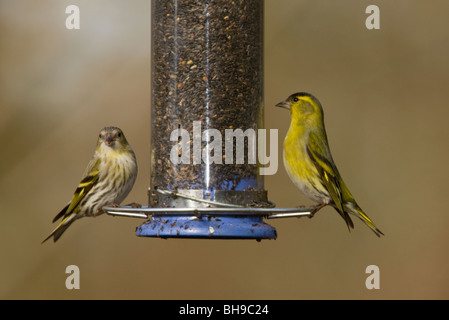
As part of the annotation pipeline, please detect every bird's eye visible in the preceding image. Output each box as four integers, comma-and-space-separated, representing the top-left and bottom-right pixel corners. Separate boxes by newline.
117, 132, 122, 138
293, 97, 299, 102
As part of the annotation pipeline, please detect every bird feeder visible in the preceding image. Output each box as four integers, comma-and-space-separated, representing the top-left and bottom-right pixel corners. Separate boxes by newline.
105, 0, 313, 240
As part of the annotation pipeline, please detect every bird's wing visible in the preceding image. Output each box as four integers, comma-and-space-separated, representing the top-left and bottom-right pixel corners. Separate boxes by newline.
306, 132, 344, 213
52, 157, 101, 222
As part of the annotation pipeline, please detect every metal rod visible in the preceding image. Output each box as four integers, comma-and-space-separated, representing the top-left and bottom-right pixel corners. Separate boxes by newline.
266, 212, 312, 219
104, 205, 313, 219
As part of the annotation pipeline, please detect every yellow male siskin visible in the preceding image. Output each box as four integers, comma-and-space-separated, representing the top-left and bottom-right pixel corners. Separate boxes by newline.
276, 92, 383, 237
43, 126, 138, 243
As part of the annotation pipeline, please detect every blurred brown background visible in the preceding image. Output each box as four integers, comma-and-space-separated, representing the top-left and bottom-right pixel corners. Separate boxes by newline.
1, 0, 448, 299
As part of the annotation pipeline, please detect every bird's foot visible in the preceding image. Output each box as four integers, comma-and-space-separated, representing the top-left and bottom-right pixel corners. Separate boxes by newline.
308, 203, 327, 219
126, 202, 142, 208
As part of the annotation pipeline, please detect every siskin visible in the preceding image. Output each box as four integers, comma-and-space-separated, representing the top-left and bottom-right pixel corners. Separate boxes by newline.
276, 92, 383, 237
43, 126, 138, 243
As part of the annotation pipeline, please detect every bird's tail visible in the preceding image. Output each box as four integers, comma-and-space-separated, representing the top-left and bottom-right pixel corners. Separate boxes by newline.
344, 202, 384, 237
42, 213, 77, 243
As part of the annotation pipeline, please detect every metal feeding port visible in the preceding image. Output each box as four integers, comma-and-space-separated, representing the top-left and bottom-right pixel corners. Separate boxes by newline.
104, 0, 313, 240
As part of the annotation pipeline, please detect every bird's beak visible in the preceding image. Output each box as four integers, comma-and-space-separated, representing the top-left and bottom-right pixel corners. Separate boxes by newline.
275, 100, 290, 110
105, 134, 113, 146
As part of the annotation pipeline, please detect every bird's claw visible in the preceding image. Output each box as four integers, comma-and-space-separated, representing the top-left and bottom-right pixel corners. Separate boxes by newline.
308, 203, 327, 219
126, 202, 142, 208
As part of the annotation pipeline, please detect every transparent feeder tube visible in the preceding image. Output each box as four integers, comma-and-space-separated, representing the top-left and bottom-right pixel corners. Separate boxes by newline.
150, 0, 266, 208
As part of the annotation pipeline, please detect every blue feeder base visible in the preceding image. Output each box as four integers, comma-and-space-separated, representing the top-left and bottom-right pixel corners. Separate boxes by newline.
136, 215, 277, 240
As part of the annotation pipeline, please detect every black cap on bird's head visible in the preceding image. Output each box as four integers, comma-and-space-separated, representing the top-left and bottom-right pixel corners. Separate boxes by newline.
276, 92, 320, 109
275, 92, 324, 118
